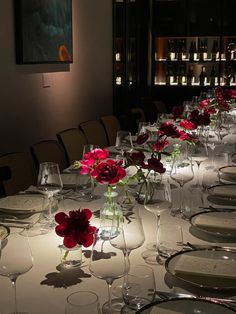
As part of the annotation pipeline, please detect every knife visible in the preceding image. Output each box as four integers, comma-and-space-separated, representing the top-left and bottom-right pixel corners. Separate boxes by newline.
155, 290, 236, 305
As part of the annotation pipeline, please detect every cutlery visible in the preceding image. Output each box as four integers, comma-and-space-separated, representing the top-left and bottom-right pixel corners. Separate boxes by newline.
0, 218, 31, 224
155, 290, 236, 305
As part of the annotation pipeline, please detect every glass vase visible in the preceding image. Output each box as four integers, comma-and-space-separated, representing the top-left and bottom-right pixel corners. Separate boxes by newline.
59, 244, 83, 269
117, 184, 136, 212
100, 187, 123, 232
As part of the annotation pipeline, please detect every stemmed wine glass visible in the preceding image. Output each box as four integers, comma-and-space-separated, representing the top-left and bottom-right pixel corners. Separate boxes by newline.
142, 177, 172, 265
188, 142, 208, 188
37, 162, 63, 228
170, 155, 194, 219
0, 230, 33, 314
112, 207, 145, 300
115, 131, 133, 156
89, 226, 129, 314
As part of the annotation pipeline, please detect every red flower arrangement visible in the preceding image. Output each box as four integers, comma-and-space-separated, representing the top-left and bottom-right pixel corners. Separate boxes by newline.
55, 208, 97, 248
79, 148, 126, 186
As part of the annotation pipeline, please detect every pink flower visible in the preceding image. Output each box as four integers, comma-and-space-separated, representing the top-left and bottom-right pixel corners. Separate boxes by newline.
153, 138, 169, 152
80, 148, 109, 175
180, 120, 196, 130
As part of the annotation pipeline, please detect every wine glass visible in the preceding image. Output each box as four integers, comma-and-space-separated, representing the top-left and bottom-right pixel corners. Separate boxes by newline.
37, 162, 63, 228
170, 156, 194, 219
0, 230, 33, 314
115, 131, 133, 156
142, 177, 172, 265
65, 290, 101, 314
188, 142, 208, 188
112, 207, 145, 299
89, 226, 129, 314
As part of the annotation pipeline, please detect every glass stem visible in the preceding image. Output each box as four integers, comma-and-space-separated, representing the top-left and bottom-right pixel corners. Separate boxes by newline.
179, 184, 185, 213
11, 278, 17, 314
107, 282, 112, 313
196, 162, 200, 187
155, 214, 160, 251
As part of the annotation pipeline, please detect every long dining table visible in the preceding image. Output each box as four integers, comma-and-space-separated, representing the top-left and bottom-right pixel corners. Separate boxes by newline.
0, 136, 236, 314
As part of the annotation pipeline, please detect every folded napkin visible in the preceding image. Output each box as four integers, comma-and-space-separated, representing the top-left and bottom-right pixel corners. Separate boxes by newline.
221, 167, 236, 175
174, 254, 236, 281
211, 186, 236, 198
61, 173, 77, 186
194, 213, 236, 233
0, 195, 45, 212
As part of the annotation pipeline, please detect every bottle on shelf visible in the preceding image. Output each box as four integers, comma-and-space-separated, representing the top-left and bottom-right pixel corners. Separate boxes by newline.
210, 65, 217, 86
177, 64, 186, 85
203, 40, 208, 60
198, 39, 204, 61
211, 40, 219, 61
167, 39, 175, 61
199, 65, 207, 86
189, 41, 197, 61
187, 65, 195, 85
177, 39, 186, 61
165, 64, 174, 85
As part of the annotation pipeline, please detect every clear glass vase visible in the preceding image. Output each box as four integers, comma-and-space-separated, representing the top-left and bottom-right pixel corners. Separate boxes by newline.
59, 244, 83, 269
100, 186, 123, 232
117, 184, 136, 212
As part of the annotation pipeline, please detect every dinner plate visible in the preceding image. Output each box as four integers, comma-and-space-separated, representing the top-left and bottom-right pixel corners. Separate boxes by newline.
0, 195, 45, 214
165, 248, 236, 290
136, 298, 236, 313
207, 184, 236, 200
219, 166, 236, 184
190, 211, 236, 237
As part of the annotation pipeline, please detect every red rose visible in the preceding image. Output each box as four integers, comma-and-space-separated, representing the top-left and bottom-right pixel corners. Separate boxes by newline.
126, 151, 146, 166
153, 138, 169, 152
158, 122, 181, 138
55, 209, 97, 248
91, 159, 126, 185
143, 157, 166, 174
136, 133, 149, 145
172, 105, 184, 120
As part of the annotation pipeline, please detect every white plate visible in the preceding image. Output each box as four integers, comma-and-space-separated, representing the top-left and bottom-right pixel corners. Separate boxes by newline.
0, 195, 45, 214
208, 184, 236, 199
190, 211, 236, 237
165, 249, 236, 289
137, 298, 236, 313
219, 166, 236, 183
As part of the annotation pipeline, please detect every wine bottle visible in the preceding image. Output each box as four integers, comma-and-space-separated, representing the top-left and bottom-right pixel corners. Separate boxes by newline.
199, 65, 207, 86
187, 65, 195, 85
167, 39, 175, 61
211, 40, 219, 61
210, 65, 217, 86
198, 40, 204, 61
178, 64, 186, 85
203, 39, 208, 60
189, 41, 197, 61
166, 64, 174, 85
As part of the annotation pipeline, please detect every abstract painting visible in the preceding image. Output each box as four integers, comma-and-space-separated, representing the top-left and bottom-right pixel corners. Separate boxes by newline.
14, 0, 73, 64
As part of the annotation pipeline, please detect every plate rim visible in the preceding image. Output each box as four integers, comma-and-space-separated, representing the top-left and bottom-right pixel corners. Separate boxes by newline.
136, 297, 236, 313
189, 210, 236, 237
219, 165, 236, 175
165, 248, 236, 290
0, 195, 46, 214
207, 184, 236, 200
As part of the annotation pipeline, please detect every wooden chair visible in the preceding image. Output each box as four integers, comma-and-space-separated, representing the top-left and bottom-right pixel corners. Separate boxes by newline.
31, 140, 68, 172
0, 152, 37, 196
57, 128, 87, 164
100, 115, 121, 146
79, 120, 108, 148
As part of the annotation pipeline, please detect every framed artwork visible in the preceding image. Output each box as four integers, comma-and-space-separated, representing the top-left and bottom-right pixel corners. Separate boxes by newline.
14, 0, 73, 64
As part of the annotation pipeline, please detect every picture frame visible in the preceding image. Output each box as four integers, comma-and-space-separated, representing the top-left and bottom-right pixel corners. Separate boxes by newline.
14, 0, 73, 64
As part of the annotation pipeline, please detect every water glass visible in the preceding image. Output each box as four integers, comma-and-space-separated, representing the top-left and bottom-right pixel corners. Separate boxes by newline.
123, 265, 155, 311
65, 291, 100, 314
157, 223, 183, 258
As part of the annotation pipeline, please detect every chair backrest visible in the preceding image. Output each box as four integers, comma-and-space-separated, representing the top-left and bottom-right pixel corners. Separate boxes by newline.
57, 128, 87, 164
79, 120, 108, 148
31, 140, 68, 171
100, 115, 121, 146
0, 152, 37, 196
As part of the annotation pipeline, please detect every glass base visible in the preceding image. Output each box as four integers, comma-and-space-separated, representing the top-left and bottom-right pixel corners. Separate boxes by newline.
102, 298, 124, 314
141, 250, 165, 265
170, 208, 189, 220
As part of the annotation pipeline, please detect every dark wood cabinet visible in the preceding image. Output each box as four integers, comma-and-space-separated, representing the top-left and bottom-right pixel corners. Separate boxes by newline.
113, 0, 236, 117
